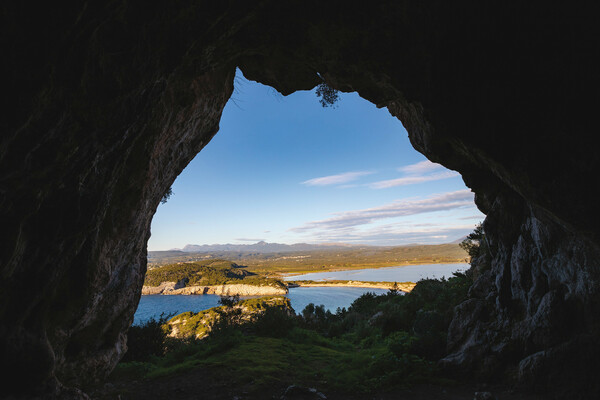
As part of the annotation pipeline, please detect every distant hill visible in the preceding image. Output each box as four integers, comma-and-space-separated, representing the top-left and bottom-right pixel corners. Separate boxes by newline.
149, 242, 469, 275
147, 250, 186, 260
173, 241, 363, 254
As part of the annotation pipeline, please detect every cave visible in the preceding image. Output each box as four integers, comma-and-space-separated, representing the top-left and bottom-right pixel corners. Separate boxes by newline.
1, 2, 598, 398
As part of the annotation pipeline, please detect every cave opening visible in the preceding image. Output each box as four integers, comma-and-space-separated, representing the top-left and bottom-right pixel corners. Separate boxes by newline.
3, 3, 598, 398
110, 67, 492, 397
139, 68, 483, 323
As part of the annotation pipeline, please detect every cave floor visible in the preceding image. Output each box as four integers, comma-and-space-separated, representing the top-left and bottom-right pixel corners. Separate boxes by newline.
91, 367, 544, 400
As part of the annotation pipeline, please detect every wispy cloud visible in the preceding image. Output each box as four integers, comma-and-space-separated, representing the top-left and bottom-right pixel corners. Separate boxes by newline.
300, 222, 479, 246
370, 160, 459, 189
370, 171, 459, 189
399, 160, 443, 175
302, 171, 374, 186
290, 190, 475, 233
235, 238, 265, 242
459, 215, 485, 220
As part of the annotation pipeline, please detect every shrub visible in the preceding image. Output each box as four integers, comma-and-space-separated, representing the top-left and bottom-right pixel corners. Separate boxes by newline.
254, 306, 296, 337
123, 313, 173, 362
315, 82, 340, 107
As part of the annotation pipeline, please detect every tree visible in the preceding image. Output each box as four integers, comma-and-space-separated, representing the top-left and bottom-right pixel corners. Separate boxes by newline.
160, 187, 173, 204
460, 223, 485, 262
315, 82, 340, 108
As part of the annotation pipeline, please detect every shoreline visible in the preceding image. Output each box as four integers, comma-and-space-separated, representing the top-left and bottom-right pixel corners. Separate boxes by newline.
142, 283, 288, 296
288, 280, 416, 292
278, 261, 469, 278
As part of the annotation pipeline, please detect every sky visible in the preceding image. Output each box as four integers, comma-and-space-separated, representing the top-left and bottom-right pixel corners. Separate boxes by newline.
147, 70, 484, 251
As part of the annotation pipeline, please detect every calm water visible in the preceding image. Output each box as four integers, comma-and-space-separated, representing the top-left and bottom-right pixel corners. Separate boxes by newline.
133, 263, 468, 325
286, 286, 388, 315
284, 263, 468, 282
134, 294, 222, 325
134, 287, 389, 325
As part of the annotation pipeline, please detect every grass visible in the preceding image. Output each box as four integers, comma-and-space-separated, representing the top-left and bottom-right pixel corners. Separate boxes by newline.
113, 329, 432, 394
113, 272, 473, 395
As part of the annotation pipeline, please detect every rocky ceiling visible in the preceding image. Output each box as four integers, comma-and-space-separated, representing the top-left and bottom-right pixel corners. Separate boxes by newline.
1, 1, 598, 398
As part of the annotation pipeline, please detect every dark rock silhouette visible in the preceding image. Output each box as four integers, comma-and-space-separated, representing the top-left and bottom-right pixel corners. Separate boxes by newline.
1, 1, 597, 398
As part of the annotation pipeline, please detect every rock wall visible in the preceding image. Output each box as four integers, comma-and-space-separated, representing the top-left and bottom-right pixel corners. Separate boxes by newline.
2, 1, 598, 398
1, 2, 242, 397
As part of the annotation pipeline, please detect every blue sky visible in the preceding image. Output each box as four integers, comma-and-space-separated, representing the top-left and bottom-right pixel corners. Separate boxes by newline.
147, 70, 484, 251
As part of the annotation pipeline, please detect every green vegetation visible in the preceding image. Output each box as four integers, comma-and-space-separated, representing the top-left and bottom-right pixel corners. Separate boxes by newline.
460, 223, 491, 279
459, 223, 486, 261
148, 243, 468, 275
164, 296, 293, 340
115, 272, 472, 395
122, 313, 173, 362
143, 259, 286, 290
315, 82, 340, 108
160, 187, 173, 204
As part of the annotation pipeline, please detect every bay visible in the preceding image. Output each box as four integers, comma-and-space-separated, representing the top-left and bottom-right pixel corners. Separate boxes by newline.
133, 263, 468, 325
134, 287, 389, 325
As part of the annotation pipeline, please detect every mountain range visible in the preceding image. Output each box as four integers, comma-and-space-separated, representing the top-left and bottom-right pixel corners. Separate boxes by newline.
170, 241, 367, 254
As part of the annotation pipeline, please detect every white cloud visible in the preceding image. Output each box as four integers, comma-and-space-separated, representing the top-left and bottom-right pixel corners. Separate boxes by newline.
367, 160, 460, 189
290, 190, 475, 233
235, 238, 265, 242
370, 170, 460, 189
459, 215, 485, 220
398, 160, 444, 175
302, 171, 374, 186
300, 221, 479, 246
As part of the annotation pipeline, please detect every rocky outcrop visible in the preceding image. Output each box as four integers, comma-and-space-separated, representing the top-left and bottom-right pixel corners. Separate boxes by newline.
2, 1, 598, 398
166, 297, 294, 340
142, 283, 288, 296
441, 199, 600, 396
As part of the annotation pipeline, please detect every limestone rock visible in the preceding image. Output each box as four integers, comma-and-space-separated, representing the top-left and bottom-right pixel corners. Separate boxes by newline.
142, 282, 288, 296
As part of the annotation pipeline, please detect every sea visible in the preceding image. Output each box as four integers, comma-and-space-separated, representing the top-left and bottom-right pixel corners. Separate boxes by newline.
133, 262, 468, 325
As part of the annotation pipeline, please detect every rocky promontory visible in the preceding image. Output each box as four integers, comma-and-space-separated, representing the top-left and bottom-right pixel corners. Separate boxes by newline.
165, 296, 294, 340
141, 260, 288, 296
142, 282, 288, 296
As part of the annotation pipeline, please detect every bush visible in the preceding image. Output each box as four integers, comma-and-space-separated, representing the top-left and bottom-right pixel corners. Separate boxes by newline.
254, 306, 296, 337
123, 313, 173, 362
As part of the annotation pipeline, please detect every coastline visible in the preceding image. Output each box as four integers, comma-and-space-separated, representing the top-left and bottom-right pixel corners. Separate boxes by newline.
278, 261, 469, 278
287, 280, 416, 293
142, 282, 288, 296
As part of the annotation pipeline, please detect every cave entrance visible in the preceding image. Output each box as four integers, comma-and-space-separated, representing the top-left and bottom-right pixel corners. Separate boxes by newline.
139, 69, 483, 324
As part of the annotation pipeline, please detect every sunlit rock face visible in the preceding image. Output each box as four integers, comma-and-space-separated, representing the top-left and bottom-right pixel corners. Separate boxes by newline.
2, 1, 597, 398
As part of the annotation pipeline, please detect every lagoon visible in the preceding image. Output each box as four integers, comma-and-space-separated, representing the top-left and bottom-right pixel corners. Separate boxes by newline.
284, 262, 468, 282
